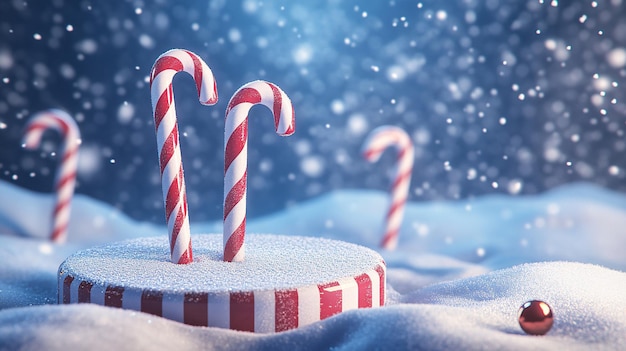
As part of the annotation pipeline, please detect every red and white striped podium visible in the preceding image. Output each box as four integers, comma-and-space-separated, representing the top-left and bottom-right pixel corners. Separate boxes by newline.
58, 234, 386, 332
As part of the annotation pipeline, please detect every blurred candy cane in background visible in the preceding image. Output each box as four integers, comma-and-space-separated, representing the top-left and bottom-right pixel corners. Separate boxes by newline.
362, 126, 414, 250
23, 109, 81, 242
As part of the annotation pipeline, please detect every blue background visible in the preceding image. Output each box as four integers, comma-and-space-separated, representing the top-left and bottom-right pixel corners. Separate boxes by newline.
0, 0, 625, 223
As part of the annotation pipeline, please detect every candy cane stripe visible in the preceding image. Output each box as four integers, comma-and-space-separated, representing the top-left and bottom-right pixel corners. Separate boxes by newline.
227, 88, 262, 110
224, 120, 248, 173
56, 172, 76, 191
152, 56, 183, 79
362, 126, 414, 250
190, 55, 205, 96
224, 171, 247, 219
61, 149, 76, 163
159, 124, 180, 174
154, 87, 174, 133
150, 48, 218, 264
270, 85, 282, 128
391, 170, 412, 191
224, 220, 246, 262
171, 210, 187, 262
159, 132, 176, 174
268, 83, 295, 135
165, 178, 181, 222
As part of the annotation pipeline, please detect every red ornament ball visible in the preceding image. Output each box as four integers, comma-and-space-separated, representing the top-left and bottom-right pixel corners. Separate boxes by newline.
518, 300, 554, 335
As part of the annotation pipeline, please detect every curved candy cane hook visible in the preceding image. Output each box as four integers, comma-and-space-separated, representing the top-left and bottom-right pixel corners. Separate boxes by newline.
223, 80, 295, 262
150, 48, 218, 264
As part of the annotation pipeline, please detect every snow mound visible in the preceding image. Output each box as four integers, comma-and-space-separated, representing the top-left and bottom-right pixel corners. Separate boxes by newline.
1, 262, 625, 350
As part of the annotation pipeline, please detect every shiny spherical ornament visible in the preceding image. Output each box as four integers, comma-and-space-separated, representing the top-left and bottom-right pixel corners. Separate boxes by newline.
518, 300, 554, 335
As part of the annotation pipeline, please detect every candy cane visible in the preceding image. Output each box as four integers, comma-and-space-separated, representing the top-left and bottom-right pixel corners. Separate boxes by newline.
224, 80, 295, 262
150, 49, 218, 264
23, 109, 80, 243
362, 126, 414, 250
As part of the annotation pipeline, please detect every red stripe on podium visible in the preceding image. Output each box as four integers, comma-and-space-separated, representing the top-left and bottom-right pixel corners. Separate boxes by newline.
62, 275, 74, 304
184, 292, 208, 326
78, 281, 93, 303
318, 282, 342, 320
141, 290, 163, 316
375, 265, 385, 306
275, 290, 299, 332
355, 273, 373, 308
104, 286, 124, 308
230, 292, 254, 332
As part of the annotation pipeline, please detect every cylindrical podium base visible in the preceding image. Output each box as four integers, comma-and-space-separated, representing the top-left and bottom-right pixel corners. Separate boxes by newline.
58, 234, 386, 332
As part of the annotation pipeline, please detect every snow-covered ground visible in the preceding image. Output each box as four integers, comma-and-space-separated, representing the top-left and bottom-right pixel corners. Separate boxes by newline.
2, 179, 626, 350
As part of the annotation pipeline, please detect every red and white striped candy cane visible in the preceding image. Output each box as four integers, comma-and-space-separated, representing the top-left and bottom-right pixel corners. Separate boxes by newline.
23, 109, 80, 243
150, 49, 218, 264
224, 80, 295, 262
362, 126, 414, 250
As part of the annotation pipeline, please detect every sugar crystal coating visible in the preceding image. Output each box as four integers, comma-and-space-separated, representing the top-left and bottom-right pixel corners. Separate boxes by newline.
59, 234, 384, 293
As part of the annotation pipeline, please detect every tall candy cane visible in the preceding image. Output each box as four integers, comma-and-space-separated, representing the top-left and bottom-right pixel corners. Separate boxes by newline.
224, 80, 295, 262
362, 126, 414, 250
23, 109, 80, 243
150, 49, 218, 264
